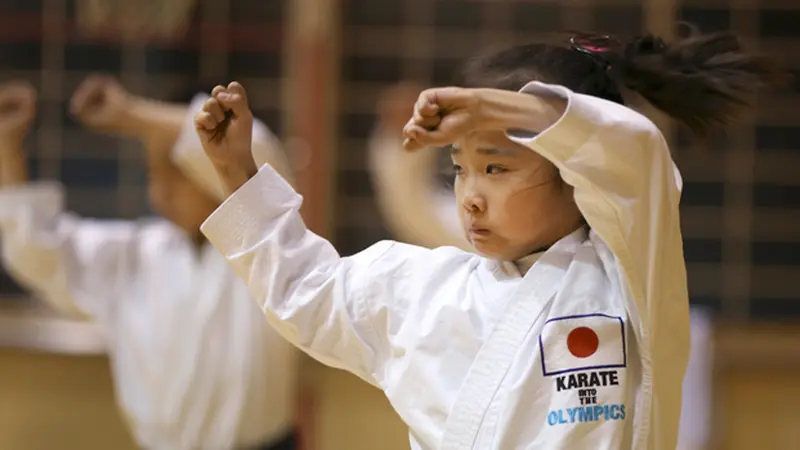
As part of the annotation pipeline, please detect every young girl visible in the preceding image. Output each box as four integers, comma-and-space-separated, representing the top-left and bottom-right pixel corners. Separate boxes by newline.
0, 77, 298, 450
195, 29, 779, 449
368, 84, 715, 450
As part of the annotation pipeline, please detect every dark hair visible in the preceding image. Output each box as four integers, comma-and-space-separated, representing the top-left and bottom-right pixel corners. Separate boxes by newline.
458, 24, 787, 135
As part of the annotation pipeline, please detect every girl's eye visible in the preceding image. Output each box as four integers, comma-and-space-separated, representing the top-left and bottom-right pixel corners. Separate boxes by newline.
452, 164, 463, 175
486, 164, 506, 174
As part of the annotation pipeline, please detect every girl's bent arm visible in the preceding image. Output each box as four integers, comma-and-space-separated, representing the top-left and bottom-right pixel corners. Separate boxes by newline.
201, 163, 462, 387
494, 82, 686, 319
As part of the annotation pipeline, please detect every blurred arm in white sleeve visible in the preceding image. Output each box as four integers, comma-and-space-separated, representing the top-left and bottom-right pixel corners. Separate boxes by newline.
368, 84, 470, 251
0, 80, 139, 319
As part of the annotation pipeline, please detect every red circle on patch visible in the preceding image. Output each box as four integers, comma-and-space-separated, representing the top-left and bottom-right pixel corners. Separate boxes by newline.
567, 327, 599, 358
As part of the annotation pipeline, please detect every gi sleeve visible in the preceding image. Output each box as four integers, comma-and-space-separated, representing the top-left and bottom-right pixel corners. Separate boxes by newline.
507, 82, 688, 448
506, 82, 683, 306
201, 163, 458, 388
368, 132, 469, 251
0, 182, 137, 320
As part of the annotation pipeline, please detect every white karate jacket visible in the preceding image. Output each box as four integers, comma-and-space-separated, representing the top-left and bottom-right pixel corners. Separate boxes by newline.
0, 99, 297, 450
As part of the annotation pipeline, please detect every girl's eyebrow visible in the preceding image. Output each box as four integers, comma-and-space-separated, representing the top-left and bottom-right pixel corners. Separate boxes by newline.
450, 146, 516, 156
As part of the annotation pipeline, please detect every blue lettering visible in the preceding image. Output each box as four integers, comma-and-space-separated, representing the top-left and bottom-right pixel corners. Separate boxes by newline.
578, 406, 594, 422
547, 404, 627, 426
610, 404, 620, 420
566, 407, 578, 423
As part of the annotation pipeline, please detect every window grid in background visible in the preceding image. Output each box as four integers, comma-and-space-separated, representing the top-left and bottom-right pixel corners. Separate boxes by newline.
0, 0, 796, 321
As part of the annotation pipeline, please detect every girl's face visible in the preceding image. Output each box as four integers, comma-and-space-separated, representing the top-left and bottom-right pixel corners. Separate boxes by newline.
451, 130, 582, 261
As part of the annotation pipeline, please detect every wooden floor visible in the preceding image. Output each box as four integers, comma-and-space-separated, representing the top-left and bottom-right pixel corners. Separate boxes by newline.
716, 368, 800, 450
0, 348, 137, 450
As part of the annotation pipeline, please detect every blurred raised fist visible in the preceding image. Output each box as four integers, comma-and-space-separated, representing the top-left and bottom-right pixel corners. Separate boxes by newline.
0, 81, 37, 140
70, 74, 131, 131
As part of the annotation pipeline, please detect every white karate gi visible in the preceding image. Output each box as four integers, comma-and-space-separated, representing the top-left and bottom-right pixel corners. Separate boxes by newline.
201, 82, 690, 449
0, 95, 297, 450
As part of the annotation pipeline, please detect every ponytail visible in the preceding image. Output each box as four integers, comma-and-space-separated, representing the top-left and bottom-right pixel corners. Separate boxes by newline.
459, 24, 788, 135
614, 25, 787, 134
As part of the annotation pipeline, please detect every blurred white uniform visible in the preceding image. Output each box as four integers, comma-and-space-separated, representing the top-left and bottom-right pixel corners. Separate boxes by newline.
201, 82, 690, 449
679, 309, 714, 450
369, 89, 715, 450
0, 95, 297, 450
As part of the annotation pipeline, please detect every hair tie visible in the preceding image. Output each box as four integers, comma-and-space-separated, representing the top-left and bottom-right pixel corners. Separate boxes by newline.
569, 33, 619, 70
568, 32, 626, 105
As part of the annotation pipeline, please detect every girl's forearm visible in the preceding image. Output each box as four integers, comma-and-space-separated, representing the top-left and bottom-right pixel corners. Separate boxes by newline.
474, 88, 567, 134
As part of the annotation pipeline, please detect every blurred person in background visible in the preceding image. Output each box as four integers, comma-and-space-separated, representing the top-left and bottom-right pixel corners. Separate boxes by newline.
0, 77, 299, 450
368, 83, 714, 450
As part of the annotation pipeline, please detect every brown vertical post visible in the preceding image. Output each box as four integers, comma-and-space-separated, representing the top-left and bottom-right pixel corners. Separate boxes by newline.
283, 0, 340, 448
284, 0, 339, 239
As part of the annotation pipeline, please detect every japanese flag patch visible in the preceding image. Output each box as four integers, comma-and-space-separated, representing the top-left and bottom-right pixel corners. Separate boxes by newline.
539, 313, 626, 376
